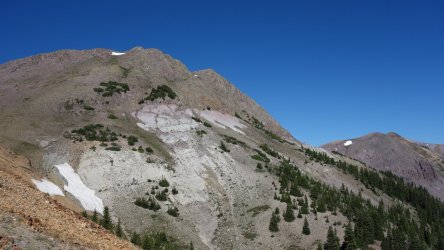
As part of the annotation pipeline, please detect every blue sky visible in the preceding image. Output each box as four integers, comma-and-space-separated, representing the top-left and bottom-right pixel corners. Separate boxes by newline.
1, 1, 443, 146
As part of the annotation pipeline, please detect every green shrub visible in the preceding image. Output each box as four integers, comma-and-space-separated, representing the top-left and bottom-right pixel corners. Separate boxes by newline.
155, 190, 168, 201
159, 177, 169, 187
145, 147, 154, 153
203, 122, 212, 127
191, 117, 202, 123
135, 197, 161, 211
251, 149, 270, 163
260, 144, 281, 159
167, 207, 179, 217
107, 114, 118, 119
223, 135, 247, 147
137, 146, 144, 153
127, 135, 138, 146
83, 105, 95, 111
96, 81, 130, 97
145, 85, 177, 101
105, 146, 121, 151
196, 130, 207, 136
219, 141, 230, 152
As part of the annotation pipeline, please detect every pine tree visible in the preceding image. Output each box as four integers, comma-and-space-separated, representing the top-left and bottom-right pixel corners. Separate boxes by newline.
130, 232, 141, 246
317, 243, 323, 250
317, 198, 327, 213
301, 196, 310, 214
341, 223, 356, 250
189, 241, 194, 250
92, 210, 98, 223
284, 202, 295, 222
269, 212, 279, 232
302, 217, 310, 235
115, 218, 124, 238
101, 206, 113, 230
297, 209, 302, 218
325, 226, 340, 250
81, 210, 88, 218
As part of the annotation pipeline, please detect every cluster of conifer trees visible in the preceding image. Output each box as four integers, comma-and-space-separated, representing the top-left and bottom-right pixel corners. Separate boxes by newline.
295, 148, 444, 249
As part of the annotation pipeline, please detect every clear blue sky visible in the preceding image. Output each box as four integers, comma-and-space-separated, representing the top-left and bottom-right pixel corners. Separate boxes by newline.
2, 1, 443, 146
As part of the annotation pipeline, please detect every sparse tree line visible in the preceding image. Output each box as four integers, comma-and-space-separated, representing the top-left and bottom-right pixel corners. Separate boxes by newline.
135, 177, 180, 217
82, 205, 190, 249
235, 111, 295, 145
64, 124, 154, 154
267, 158, 444, 249
93, 81, 130, 97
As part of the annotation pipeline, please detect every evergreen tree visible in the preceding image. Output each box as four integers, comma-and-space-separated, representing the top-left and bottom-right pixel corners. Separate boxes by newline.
101, 206, 113, 230
189, 241, 194, 250
275, 207, 280, 214
381, 228, 394, 250
297, 209, 303, 218
92, 210, 98, 223
317, 198, 327, 213
317, 243, 324, 250
269, 212, 279, 232
325, 226, 340, 250
81, 210, 88, 218
115, 218, 124, 238
341, 223, 356, 250
284, 202, 295, 222
130, 232, 141, 246
391, 227, 407, 250
302, 217, 310, 235
301, 195, 310, 214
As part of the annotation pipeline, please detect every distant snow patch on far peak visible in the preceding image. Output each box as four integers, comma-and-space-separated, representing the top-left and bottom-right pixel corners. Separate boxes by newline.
199, 110, 247, 135
32, 179, 64, 196
344, 140, 353, 146
111, 51, 125, 56
55, 163, 104, 213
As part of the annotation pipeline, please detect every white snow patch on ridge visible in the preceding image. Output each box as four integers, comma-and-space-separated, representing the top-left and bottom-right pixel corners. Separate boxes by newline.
32, 179, 64, 196
111, 52, 125, 56
199, 110, 246, 134
55, 163, 104, 213
344, 140, 353, 146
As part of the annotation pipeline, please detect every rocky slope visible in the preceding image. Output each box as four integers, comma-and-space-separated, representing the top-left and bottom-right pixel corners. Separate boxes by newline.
1, 47, 442, 249
322, 132, 444, 200
0, 145, 136, 249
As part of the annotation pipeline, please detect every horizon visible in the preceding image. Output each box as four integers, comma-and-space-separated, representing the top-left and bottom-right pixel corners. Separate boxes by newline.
2, 1, 443, 146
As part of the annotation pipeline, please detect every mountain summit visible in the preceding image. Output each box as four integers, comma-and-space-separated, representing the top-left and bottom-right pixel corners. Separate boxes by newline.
322, 132, 444, 200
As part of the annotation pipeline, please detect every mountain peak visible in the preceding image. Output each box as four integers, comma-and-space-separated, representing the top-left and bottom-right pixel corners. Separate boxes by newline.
322, 132, 444, 200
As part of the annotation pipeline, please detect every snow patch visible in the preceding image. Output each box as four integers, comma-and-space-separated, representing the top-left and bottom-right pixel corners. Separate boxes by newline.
55, 163, 104, 213
344, 140, 353, 146
198, 110, 246, 134
32, 179, 64, 196
111, 52, 125, 56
